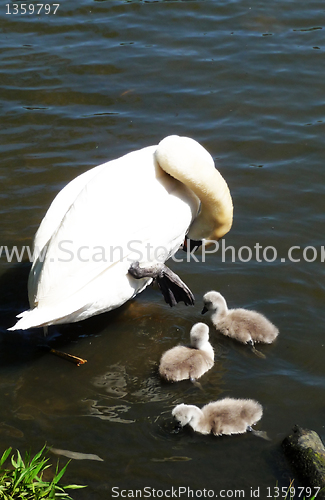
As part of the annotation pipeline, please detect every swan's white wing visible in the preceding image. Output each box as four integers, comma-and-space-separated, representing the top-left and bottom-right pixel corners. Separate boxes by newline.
33, 163, 107, 255
13, 145, 199, 329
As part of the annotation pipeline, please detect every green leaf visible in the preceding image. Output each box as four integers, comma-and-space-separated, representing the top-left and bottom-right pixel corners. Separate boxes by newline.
64, 485, 87, 490
51, 461, 69, 485
0, 450, 11, 468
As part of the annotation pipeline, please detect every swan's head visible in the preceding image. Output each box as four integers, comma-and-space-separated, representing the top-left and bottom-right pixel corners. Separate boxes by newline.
190, 322, 209, 349
155, 136, 233, 244
202, 290, 227, 314
156, 135, 215, 179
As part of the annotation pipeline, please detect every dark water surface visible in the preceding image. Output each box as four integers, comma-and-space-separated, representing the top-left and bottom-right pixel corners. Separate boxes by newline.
1, 0, 325, 498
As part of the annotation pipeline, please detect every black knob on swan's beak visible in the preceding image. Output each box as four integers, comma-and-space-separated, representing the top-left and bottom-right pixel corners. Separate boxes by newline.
182, 236, 203, 252
201, 306, 208, 315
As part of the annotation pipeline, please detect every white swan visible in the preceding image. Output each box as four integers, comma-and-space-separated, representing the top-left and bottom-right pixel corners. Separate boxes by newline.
9, 136, 233, 330
172, 397, 263, 436
202, 291, 279, 348
159, 322, 214, 382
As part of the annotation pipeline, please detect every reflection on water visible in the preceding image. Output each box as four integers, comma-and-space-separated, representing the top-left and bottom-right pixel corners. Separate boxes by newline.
1, 0, 325, 497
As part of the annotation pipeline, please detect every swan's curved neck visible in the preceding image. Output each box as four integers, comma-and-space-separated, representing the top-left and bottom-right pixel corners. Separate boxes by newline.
184, 168, 233, 241
213, 295, 228, 318
155, 136, 233, 241
186, 405, 204, 429
200, 341, 214, 359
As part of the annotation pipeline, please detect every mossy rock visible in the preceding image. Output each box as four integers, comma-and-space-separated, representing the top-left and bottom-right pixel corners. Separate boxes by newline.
282, 425, 325, 498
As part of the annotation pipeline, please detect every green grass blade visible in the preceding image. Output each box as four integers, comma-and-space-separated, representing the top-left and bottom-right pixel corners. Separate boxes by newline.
0, 449, 11, 468
64, 484, 88, 490
51, 461, 70, 485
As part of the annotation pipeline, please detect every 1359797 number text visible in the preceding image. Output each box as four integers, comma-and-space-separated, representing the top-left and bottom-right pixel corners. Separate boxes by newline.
6, 4, 60, 14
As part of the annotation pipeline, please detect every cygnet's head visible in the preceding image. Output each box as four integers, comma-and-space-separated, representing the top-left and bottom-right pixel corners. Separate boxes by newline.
172, 404, 193, 427
190, 322, 209, 349
202, 291, 226, 314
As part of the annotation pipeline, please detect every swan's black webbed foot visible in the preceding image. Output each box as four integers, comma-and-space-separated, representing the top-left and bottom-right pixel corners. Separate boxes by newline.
128, 261, 195, 307
157, 265, 195, 307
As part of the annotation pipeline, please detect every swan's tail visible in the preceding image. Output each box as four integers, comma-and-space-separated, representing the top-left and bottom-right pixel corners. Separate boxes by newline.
8, 305, 78, 330
8, 301, 103, 331
8, 309, 48, 331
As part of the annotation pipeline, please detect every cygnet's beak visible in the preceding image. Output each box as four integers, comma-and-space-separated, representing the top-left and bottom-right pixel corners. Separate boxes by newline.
201, 306, 208, 315
173, 421, 182, 433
